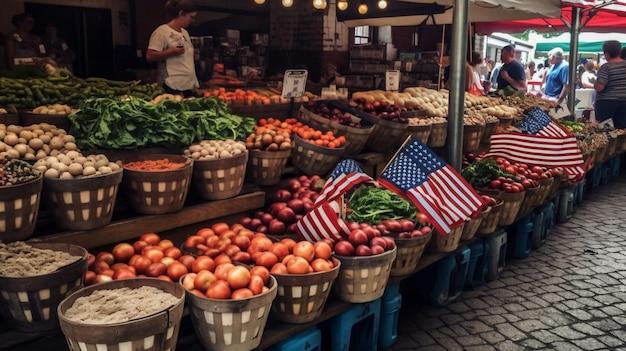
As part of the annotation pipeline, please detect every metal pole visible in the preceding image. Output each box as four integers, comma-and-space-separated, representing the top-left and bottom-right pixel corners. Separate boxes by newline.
568, 6, 581, 114
446, 0, 469, 170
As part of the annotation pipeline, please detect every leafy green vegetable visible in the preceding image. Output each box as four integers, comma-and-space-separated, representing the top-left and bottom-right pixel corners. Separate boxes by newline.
347, 186, 417, 224
68, 97, 255, 150
462, 158, 514, 188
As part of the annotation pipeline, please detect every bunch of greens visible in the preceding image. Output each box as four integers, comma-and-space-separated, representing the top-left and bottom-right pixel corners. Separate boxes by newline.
461, 158, 514, 188
69, 97, 255, 149
347, 186, 417, 224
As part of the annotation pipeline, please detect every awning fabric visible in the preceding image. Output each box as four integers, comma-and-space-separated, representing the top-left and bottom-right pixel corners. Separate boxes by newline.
475, 5, 626, 34
536, 41, 626, 52
341, 0, 560, 27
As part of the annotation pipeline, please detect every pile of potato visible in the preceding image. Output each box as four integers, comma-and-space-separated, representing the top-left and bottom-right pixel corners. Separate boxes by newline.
34, 151, 121, 179
184, 140, 247, 161
0, 108, 7, 115
149, 94, 184, 104
0, 124, 77, 161
352, 90, 421, 109
32, 104, 73, 115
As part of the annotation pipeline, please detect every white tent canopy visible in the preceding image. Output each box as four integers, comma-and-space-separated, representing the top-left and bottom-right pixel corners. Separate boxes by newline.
342, 0, 561, 27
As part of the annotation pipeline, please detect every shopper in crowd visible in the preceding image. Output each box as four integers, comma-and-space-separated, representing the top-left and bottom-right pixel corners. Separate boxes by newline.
532, 63, 545, 81
5, 13, 41, 69
497, 45, 526, 92
525, 61, 536, 81
466, 51, 485, 95
580, 60, 597, 89
542, 48, 569, 104
147, 0, 199, 97
595, 41, 626, 128
42, 23, 75, 71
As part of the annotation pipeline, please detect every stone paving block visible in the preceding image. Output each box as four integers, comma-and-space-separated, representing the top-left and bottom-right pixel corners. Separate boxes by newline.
519, 338, 545, 349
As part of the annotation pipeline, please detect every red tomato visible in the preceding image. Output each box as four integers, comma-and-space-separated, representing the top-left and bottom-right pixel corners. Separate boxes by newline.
280, 238, 297, 250
311, 258, 332, 272
164, 247, 182, 259
227, 266, 251, 290
233, 236, 251, 251
96, 252, 114, 266
211, 223, 230, 235
143, 248, 165, 263
95, 274, 112, 284
194, 270, 217, 291
157, 275, 173, 282
214, 263, 235, 281
158, 240, 174, 250
270, 243, 290, 261
293, 241, 315, 262
248, 275, 265, 295
256, 252, 279, 268
206, 280, 231, 299
132, 241, 149, 254
214, 254, 232, 266
232, 252, 251, 264
287, 257, 311, 274
184, 235, 205, 248
196, 228, 215, 239
231, 288, 254, 300
145, 262, 167, 277
132, 256, 152, 274
192, 256, 216, 273
113, 269, 136, 280
178, 255, 195, 271
181, 273, 197, 291
314, 242, 332, 259
84, 271, 96, 285
270, 263, 288, 274
140, 233, 161, 245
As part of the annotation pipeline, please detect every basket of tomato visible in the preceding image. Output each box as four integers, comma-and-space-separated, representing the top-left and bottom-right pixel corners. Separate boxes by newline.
373, 218, 433, 277
461, 211, 486, 241
291, 128, 346, 176
180, 263, 277, 351
427, 222, 466, 253
332, 225, 397, 303
251, 239, 341, 324
477, 195, 503, 236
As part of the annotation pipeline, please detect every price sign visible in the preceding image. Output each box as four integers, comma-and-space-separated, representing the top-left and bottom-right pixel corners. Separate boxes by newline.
386, 70, 400, 92
282, 69, 308, 99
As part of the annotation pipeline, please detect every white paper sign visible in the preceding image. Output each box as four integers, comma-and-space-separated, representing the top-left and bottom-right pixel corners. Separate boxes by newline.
282, 69, 308, 99
38, 44, 46, 54
386, 70, 400, 91
549, 102, 571, 120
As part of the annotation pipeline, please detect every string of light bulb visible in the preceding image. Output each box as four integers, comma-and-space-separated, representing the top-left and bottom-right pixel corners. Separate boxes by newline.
252, 0, 387, 13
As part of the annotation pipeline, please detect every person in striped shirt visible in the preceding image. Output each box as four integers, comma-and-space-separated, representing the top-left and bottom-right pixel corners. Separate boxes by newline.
595, 40, 626, 128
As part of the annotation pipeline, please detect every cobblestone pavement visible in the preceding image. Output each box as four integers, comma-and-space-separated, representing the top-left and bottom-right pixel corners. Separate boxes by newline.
394, 179, 626, 351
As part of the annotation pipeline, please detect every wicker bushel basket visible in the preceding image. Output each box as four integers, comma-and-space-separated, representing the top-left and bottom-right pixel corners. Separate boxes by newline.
498, 117, 514, 128
498, 190, 526, 226
477, 202, 502, 236
58, 278, 185, 351
536, 177, 555, 207
391, 233, 432, 276
192, 152, 248, 201
597, 146, 608, 163
20, 111, 70, 130
298, 105, 330, 130
0, 112, 20, 125
0, 243, 87, 333
334, 247, 396, 303
0, 175, 43, 243
123, 155, 192, 215
517, 186, 541, 220
329, 120, 374, 156
608, 136, 618, 156
247, 149, 290, 186
406, 124, 432, 144
366, 118, 409, 154
292, 135, 345, 176
271, 258, 340, 324
481, 122, 497, 143
427, 223, 465, 253
44, 171, 123, 231
461, 211, 486, 241
428, 122, 448, 148
463, 125, 484, 152
186, 276, 277, 351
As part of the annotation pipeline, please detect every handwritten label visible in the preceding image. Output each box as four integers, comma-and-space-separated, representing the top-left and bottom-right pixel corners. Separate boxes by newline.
282, 69, 308, 99
38, 44, 46, 54
386, 70, 400, 91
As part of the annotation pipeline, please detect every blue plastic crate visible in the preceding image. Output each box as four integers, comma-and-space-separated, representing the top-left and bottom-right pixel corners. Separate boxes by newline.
610, 156, 622, 178
587, 165, 602, 190
430, 246, 470, 306
379, 293, 401, 349
531, 209, 546, 249
383, 281, 400, 302
557, 188, 575, 223
486, 230, 507, 281
601, 163, 610, 185
542, 201, 556, 237
574, 180, 585, 206
466, 241, 488, 288
268, 328, 321, 351
325, 299, 381, 351
510, 213, 535, 259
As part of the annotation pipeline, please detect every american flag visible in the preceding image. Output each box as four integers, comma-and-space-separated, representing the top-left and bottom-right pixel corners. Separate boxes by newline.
296, 159, 373, 242
484, 107, 586, 182
378, 137, 484, 235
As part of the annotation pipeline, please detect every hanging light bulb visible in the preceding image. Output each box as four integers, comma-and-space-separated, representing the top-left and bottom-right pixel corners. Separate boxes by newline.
321, 0, 328, 9
337, 0, 348, 10
282, 0, 293, 7
357, 3, 368, 14
254, 0, 266, 4
313, 0, 325, 9
377, 0, 387, 9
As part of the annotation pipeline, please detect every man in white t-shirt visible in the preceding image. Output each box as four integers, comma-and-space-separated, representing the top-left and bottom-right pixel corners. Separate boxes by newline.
147, 0, 199, 96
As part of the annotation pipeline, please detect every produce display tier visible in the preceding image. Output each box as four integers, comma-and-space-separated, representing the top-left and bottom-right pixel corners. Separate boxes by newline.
36, 190, 264, 249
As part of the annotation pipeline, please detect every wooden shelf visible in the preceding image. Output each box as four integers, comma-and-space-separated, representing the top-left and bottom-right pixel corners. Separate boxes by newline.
37, 191, 265, 249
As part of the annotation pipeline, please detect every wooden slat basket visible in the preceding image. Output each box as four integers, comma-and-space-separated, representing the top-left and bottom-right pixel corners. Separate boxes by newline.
406, 124, 432, 144
477, 201, 503, 236
463, 125, 484, 152
291, 135, 345, 176
43, 170, 123, 231
498, 190, 526, 226
365, 118, 408, 154
58, 278, 185, 351
391, 233, 432, 276
185, 276, 277, 351
0, 243, 87, 333
428, 122, 448, 148
20, 111, 70, 130
517, 186, 541, 220
192, 152, 248, 201
461, 211, 486, 241
334, 247, 396, 303
481, 121, 497, 144
271, 258, 340, 324
123, 155, 192, 215
329, 120, 374, 156
0, 175, 43, 242
427, 223, 465, 253
247, 149, 291, 186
